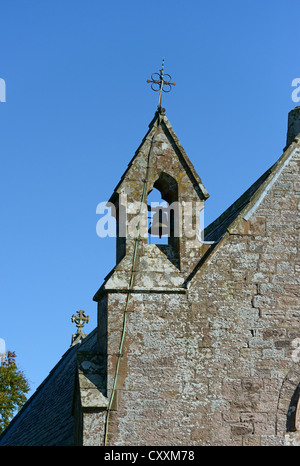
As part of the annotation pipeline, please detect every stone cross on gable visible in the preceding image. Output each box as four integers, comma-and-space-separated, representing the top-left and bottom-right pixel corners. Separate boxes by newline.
72, 310, 89, 335
71, 310, 89, 346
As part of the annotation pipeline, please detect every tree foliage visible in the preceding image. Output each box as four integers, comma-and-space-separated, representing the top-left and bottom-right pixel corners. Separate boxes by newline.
0, 351, 30, 434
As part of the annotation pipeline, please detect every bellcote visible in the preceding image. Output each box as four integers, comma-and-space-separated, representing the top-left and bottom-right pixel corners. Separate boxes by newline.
94, 109, 210, 300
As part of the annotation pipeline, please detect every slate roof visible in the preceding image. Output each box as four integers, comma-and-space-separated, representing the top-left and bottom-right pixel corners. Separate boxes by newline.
203, 169, 272, 243
0, 329, 98, 446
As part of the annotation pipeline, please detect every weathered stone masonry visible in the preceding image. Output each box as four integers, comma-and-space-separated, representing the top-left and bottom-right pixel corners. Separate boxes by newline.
187, 150, 300, 445
1, 106, 299, 447
87, 107, 300, 446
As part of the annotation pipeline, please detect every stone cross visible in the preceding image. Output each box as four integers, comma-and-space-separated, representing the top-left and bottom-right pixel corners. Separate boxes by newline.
72, 310, 89, 335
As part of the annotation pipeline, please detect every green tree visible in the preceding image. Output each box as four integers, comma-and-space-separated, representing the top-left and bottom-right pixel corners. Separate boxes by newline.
0, 351, 30, 434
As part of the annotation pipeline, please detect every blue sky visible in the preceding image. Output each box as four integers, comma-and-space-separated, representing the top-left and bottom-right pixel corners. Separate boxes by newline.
1, 0, 300, 398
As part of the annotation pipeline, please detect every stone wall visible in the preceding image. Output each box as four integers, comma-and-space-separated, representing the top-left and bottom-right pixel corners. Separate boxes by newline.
94, 146, 300, 446
186, 146, 300, 445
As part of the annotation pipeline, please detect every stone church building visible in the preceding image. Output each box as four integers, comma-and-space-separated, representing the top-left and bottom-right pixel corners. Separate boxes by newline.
1, 103, 300, 447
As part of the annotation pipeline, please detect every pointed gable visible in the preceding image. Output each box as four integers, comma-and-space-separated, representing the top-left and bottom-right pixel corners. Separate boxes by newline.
109, 110, 209, 205
94, 109, 210, 301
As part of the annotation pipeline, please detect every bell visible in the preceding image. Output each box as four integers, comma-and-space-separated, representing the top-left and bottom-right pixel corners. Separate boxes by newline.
148, 208, 169, 238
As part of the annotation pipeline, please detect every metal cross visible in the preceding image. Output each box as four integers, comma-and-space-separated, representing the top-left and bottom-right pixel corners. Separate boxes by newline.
72, 310, 89, 334
147, 59, 176, 109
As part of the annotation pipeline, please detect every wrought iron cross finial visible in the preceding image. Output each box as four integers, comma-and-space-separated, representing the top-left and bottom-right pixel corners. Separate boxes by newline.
147, 59, 176, 109
72, 310, 89, 335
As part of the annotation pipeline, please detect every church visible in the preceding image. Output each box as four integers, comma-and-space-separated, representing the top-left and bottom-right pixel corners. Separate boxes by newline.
1, 79, 300, 445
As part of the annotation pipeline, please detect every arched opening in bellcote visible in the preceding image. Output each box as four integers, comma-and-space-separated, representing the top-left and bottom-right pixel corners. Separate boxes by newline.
147, 172, 180, 269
